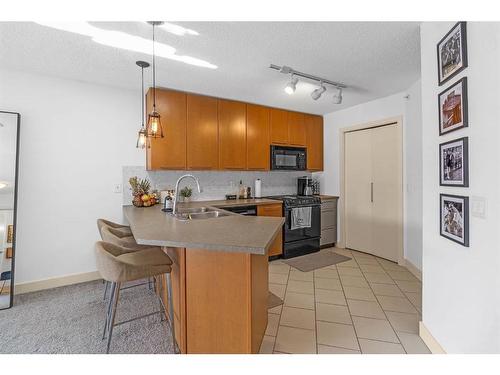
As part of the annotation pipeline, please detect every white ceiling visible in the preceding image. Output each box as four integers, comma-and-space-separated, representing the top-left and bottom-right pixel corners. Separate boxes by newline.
0, 22, 421, 115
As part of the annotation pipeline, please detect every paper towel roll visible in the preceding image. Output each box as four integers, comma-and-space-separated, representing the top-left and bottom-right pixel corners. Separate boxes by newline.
254, 179, 262, 198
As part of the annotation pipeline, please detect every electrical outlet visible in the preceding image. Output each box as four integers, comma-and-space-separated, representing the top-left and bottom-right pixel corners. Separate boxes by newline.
113, 184, 122, 194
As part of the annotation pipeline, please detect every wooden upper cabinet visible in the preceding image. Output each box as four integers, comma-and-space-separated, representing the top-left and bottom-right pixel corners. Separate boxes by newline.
305, 114, 324, 171
146, 89, 187, 170
288, 112, 306, 146
218, 99, 247, 170
246, 104, 270, 170
270, 108, 288, 144
187, 94, 218, 170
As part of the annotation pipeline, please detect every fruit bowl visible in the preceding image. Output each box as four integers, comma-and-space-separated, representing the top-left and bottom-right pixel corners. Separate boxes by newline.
129, 177, 158, 208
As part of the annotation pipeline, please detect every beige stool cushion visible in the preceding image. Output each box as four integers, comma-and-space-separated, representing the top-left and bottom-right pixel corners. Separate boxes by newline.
101, 226, 151, 251
97, 218, 133, 238
95, 241, 172, 283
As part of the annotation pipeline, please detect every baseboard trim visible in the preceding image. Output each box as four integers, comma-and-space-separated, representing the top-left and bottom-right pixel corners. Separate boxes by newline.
15, 271, 102, 295
419, 321, 446, 354
403, 258, 422, 281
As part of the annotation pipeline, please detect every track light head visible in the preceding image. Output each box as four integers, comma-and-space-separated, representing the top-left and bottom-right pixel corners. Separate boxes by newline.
311, 83, 326, 100
332, 87, 343, 104
284, 76, 298, 95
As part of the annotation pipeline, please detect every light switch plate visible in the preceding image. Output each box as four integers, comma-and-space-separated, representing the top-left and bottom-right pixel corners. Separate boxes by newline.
470, 196, 486, 219
113, 184, 122, 194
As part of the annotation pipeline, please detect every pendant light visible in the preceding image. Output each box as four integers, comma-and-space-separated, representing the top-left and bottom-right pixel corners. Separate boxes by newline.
146, 21, 164, 138
136, 60, 150, 149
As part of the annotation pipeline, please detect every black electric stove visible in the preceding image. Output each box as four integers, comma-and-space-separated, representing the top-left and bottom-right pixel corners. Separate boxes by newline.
265, 195, 321, 259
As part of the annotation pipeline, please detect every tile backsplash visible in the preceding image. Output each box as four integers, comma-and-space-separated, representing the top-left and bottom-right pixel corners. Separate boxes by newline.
122, 166, 311, 205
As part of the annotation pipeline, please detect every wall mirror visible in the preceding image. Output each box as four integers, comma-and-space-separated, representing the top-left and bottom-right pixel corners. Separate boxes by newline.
0, 111, 20, 310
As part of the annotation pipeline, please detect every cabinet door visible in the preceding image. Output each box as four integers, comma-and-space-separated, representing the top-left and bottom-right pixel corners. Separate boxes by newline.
287, 111, 306, 146
187, 94, 218, 170
246, 104, 270, 170
257, 204, 283, 256
218, 99, 247, 170
306, 114, 324, 171
270, 108, 288, 144
146, 89, 187, 170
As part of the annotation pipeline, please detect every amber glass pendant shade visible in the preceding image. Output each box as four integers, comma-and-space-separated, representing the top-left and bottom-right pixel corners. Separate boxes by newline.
146, 110, 163, 138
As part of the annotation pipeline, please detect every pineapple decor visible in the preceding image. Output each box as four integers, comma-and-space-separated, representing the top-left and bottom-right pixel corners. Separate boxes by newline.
129, 176, 158, 207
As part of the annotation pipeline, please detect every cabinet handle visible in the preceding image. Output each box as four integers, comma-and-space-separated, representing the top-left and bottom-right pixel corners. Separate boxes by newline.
370, 182, 373, 203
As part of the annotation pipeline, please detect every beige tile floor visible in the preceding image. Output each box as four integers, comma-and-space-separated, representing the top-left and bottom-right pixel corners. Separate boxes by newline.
260, 247, 429, 354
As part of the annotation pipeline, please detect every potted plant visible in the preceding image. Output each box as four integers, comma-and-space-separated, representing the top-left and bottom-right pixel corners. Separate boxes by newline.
179, 186, 193, 202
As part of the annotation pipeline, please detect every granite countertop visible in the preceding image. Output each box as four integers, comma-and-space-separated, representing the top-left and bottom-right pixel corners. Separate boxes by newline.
123, 199, 284, 255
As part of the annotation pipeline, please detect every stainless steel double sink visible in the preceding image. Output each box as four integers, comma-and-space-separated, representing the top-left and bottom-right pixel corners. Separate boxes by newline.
165, 206, 231, 221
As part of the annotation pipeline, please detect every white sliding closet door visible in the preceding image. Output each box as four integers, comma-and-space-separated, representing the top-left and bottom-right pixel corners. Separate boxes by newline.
344, 123, 401, 262
371, 124, 401, 261
345, 128, 373, 254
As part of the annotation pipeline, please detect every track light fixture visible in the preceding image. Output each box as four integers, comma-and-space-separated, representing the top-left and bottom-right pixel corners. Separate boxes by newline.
311, 82, 326, 100
284, 76, 298, 95
270, 64, 348, 104
332, 87, 343, 104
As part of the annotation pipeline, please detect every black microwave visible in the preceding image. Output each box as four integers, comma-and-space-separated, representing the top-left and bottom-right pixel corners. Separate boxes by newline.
271, 145, 307, 170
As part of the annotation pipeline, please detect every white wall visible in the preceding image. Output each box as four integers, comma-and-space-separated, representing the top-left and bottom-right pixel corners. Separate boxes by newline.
420, 22, 500, 353
0, 68, 144, 284
318, 83, 423, 269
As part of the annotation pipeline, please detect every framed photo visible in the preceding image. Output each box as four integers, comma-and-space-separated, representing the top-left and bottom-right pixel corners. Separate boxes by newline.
438, 77, 468, 135
6, 225, 13, 243
439, 137, 469, 187
440, 194, 469, 247
437, 22, 468, 86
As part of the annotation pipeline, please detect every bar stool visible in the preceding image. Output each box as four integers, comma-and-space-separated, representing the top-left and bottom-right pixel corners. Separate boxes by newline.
99, 225, 155, 299
97, 218, 133, 238
95, 241, 177, 354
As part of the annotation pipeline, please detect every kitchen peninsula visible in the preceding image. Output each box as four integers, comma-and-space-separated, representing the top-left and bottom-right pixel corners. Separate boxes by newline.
123, 199, 284, 354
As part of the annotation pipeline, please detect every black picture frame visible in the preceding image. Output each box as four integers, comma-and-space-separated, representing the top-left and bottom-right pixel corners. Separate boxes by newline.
437, 22, 468, 86
440, 193, 469, 247
438, 77, 468, 136
439, 136, 469, 187
0, 110, 20, 310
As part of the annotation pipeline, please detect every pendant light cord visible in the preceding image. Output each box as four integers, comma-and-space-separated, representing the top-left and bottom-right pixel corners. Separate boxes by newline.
141, 66, 145, 127
152, 23, 156, 111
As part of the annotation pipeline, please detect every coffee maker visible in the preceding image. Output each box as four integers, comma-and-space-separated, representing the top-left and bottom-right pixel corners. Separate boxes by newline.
297, 176, 313, 196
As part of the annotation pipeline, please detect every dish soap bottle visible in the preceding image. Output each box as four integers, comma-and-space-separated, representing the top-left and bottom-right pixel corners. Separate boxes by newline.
238, 180, 245, 199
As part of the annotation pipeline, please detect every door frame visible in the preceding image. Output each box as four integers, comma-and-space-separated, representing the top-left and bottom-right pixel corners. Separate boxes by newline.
338, 116, 404, 265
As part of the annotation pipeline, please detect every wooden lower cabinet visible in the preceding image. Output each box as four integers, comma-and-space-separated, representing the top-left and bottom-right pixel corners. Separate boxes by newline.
162, 247, 268, 353
257, 203, 283, 257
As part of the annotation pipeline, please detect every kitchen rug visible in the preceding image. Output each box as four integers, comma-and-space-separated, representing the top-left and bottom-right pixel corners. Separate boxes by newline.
268, 291, 284, 309
282, 249, 351, 272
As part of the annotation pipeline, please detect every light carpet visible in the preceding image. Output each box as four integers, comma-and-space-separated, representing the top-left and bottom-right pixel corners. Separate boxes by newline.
0, 280, 175, 354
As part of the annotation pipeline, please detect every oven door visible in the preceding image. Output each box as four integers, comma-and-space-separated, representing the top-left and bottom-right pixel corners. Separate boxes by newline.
271, 146, 306, 170
284, 205, 321, 243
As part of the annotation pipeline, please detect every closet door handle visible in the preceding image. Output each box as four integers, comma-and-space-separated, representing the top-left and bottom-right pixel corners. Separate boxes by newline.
370, 182, 373, 203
